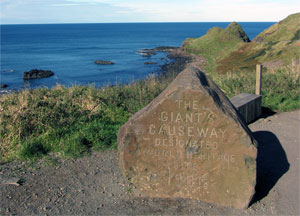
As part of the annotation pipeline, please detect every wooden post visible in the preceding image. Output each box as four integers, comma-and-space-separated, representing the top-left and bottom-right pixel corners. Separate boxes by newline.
292, 58, 296, 73
256, 64, 262, 95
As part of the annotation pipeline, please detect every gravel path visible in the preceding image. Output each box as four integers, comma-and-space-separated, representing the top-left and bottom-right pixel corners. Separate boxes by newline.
0, 110, 299, 215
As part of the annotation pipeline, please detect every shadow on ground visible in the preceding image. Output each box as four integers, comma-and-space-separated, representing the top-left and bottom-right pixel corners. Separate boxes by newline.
250, 131, 290, 205
261, 106, 277, 118
247, 107, 276, 124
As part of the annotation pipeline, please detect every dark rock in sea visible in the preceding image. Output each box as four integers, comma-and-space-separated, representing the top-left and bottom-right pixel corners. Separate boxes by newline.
1, 84, 8, 89
137, 46, 178, 58
137, 49, 157, 57
94, 60, 115, 65
154, 46, 178, 52
144, 62, 157, 65
23, 69, 54, 80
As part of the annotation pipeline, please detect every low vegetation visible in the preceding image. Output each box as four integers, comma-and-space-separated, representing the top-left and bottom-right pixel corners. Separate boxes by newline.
0, 73, 174, 162
214, 65, 300, 111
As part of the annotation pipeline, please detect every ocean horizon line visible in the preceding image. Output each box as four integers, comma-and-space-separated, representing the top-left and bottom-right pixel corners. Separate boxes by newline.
0, 21, 277, 26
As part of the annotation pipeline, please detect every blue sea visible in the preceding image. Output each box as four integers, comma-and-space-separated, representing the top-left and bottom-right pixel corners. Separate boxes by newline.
0, 22, 274, 91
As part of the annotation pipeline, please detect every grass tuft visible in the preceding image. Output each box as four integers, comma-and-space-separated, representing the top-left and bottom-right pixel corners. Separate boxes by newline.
0, 71, 176, 162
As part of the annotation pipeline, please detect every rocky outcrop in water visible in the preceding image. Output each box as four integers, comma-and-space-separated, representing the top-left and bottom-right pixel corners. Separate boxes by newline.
23, 69, 54, 80
1, 84, 8, 89
137, 46, 178, 57
144, 62, 157, 65
154, 46, 178, 52
94, 60, 115, 65
136, 49, 157, 57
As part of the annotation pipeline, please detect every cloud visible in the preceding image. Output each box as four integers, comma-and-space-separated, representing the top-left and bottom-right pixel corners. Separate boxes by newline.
112, 0, 300, 21
51, 3, 85, 7
65, 0, 112, 4
0, 0, 131, 24
1, 0, 299, 24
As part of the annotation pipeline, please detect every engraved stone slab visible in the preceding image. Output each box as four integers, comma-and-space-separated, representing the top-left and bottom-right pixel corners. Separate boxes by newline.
118, 66, 257, 209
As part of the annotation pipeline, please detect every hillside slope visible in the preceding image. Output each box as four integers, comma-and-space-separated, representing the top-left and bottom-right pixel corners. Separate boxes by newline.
182, 13, 300, 74
182, 22, 250, 73
217, 13, 300, 73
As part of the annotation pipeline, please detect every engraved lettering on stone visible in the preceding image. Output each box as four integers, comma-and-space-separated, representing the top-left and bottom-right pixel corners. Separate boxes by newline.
118, 70, 257, 209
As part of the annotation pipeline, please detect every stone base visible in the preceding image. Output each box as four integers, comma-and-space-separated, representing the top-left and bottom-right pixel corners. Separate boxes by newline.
231, 93, 262, 124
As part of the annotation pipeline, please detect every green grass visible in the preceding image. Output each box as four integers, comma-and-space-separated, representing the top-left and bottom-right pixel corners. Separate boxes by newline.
214, 66, 300, 111
0, 73, 175, 163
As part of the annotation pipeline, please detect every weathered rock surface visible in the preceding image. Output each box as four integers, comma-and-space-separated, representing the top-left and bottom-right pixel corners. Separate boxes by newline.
137, 46, 178, 57
94, 60, 115, 65
144, 62, 157, 65
118, 66, 257, 209
137, 49, 157, 57
1, 84, 8, 89
23, 69, 54, 80
154, 46, 178, 52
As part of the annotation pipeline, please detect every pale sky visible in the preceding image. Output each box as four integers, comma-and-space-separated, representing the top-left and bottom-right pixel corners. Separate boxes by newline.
0, 0, 299, 24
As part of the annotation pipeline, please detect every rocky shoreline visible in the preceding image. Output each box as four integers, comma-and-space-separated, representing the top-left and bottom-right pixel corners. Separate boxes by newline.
137, 46, 178, 57
136, 46, 195, 75
147, 47, 193, 78
158, 47, 208, 80
161, 53, 192, 75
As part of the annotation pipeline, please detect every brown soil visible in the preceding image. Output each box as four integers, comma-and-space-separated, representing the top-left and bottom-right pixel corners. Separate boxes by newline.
0, 110, 299, 215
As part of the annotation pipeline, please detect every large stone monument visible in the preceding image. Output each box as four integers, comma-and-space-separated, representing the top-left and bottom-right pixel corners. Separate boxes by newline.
118, 66, 257, 209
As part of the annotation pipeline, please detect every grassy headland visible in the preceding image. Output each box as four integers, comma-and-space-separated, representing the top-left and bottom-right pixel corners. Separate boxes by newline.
1, 13, 299, 162
182, 13, 300, 74
182, 13, 300, 111
182, 21, 251, 74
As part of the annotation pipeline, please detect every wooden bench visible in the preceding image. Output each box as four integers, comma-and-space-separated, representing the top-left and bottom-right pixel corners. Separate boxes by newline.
230, 93, 262, 124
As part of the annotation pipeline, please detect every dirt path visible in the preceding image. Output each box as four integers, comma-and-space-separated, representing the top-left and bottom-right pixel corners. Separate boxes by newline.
0, 110, 299, 215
